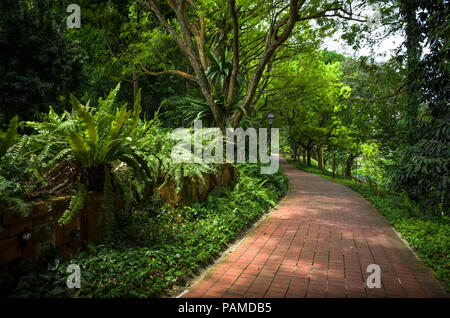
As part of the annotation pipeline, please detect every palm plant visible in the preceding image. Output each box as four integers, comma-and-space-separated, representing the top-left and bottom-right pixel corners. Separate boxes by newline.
26, 84, 159, 233
162, 48, 246, 128
206, 49, 245, 100
206, 49, 233, 90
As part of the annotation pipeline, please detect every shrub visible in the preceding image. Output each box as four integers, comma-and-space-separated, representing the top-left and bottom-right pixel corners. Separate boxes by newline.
0, 116, 33, 231
22, 84, 160, 233
7, 163, 288, 297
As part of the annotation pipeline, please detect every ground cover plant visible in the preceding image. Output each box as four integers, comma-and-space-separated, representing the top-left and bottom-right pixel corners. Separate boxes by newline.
4, 163, 288, 297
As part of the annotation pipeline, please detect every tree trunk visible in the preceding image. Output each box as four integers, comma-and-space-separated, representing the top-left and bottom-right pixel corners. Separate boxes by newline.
132, 71, 139, 105
317, 144, 324, 170
400, 0, 421, 120
307, 148, 312, 166
345, 153, 354, 178
302, 148, 306, 164
332, 153, 336, 178
229, 0, 301, 128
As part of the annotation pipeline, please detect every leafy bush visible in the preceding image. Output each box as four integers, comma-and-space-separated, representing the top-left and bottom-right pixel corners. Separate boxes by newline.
391, 115, 449, 216
0, 115, 20, 158
7, 163, 288, 297
0, 116, 33, 230
20, 84, 160, 231
0, 83, 228, 235
140, 126, 218, 194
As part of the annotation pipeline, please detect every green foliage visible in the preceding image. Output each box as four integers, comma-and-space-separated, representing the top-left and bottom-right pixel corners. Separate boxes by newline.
392, 115, 449, 216
357, 143, 385, 185
142, 126, 218, 193
0, 174, 31, 233
7, 163, 288, 297
23, 84, 159, 225
269, 50, 351, 168
0, 116, 20, 158
58, 182, 86, 226
67, 0, 186, 119
390, 0, 449, 216
0, 116, 32, 227
0, 0, 84, 127
162, 95, 215, 127
0, 0, 447, 299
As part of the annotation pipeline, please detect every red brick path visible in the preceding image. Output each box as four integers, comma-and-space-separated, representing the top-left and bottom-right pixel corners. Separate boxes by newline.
182, 158, 447, 298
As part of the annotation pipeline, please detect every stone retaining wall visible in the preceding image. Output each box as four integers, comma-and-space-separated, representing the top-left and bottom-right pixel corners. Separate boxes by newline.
0, 192, 114, 271
155, 163, 236, 205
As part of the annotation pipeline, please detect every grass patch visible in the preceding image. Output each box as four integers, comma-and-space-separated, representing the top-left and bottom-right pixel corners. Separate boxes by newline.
288, 159, 449, 291
4, 163, 288, 298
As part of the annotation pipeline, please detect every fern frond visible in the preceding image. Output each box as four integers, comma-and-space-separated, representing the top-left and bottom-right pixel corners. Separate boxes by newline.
71, 94, 98, 156
110, 103, 128, 140
58, 182, 86, 225
0, 115, 20, 157
97, 83, 121, 116
69, 132, 89, 166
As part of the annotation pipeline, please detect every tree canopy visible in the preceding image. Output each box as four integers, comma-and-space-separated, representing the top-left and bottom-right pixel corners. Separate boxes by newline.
0, 0, 447, 216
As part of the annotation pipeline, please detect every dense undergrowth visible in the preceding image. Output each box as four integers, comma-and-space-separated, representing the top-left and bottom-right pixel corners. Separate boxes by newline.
3, 163, 288, 297
288, 159, 449, 291
0, 84, 219, 231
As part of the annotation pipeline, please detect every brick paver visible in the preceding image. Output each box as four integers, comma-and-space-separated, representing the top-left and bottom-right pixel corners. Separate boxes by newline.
182, 158, 447, 298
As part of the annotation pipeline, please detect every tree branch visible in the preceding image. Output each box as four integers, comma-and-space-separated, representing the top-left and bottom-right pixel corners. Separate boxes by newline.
140, 64, 198, 83
135, 0, 186, 54
231, 0, 302, 127
225, 0, 240, 113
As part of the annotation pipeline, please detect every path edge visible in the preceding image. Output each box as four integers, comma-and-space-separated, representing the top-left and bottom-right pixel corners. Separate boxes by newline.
172, 167, 291, 298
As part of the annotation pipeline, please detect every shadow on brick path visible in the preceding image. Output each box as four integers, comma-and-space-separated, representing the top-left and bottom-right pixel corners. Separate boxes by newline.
181, 157, 448, 298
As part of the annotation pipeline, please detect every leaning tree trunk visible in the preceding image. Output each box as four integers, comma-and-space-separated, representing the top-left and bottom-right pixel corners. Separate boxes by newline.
307, 148, 312, 166
345, 153, 354, 178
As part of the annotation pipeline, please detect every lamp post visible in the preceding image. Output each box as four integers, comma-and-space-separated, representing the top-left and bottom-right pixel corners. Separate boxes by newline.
267, 113, 274, 155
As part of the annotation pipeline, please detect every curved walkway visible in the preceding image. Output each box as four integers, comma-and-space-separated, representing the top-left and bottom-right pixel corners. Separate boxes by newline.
182, 157, 447, 298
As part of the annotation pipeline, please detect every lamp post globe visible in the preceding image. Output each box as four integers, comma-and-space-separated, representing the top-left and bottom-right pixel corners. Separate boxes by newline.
267, 113, 274, 126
